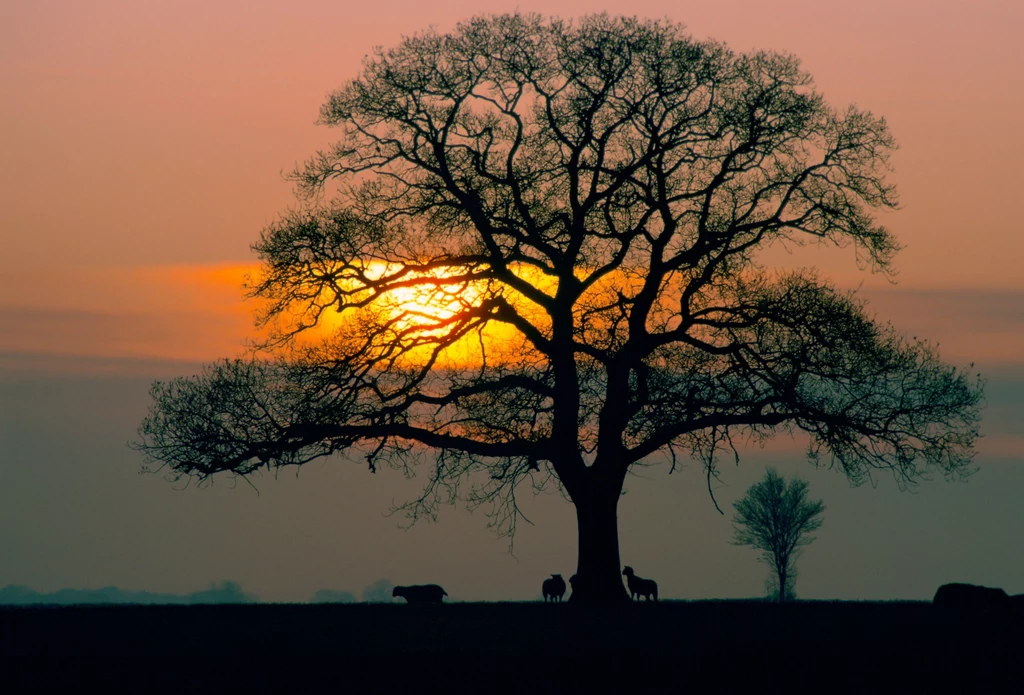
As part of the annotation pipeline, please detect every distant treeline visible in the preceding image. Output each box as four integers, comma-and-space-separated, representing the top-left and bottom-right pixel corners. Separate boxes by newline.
0, 578, 400, 606
0, 581, 257, 606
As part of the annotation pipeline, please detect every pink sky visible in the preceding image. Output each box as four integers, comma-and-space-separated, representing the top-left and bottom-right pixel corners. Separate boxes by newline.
2, 0, 1022, 369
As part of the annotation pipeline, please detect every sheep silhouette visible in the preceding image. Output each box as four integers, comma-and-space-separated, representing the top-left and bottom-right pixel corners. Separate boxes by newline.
542, 574, 566, 602
622, 566, 658, 602
392, 584, 448, 604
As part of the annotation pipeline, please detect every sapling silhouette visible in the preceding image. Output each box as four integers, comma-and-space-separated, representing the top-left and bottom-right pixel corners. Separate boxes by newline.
733, 468, 824, 603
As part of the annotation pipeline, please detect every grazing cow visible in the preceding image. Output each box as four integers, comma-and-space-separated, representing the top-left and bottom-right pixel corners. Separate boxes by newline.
392, 584, 448, 604
933, 583, 1010, 614
542, 574, 566, 602
1011, 594, 1024, 620
622, 566, 658, 602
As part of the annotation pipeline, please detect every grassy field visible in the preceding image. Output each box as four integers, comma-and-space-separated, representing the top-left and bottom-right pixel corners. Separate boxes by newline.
2, 600, 1021, 693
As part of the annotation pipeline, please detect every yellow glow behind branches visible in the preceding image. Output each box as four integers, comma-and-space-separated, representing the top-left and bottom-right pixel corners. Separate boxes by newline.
307, 261, 554, 369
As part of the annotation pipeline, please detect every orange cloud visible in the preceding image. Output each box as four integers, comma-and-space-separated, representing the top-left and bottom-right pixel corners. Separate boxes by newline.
0, 263, 262, 366
2, 260, 1022, 376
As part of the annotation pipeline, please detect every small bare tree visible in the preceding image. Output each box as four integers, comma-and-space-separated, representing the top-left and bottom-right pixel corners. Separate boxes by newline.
733, 468, 824, 603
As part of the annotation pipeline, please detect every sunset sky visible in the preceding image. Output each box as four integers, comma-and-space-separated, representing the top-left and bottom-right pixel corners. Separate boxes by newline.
1, 0, 1022, 603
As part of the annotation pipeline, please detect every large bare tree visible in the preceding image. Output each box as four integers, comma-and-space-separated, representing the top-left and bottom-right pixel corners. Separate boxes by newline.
134, 14, 983, 602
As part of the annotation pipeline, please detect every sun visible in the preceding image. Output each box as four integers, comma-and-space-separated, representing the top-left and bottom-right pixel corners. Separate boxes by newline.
302, 261, 487, 365
376, 271, 484, 335
270, 259, 562, 368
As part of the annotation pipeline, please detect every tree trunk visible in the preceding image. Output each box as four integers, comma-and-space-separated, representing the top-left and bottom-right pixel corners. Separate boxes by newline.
778, 566, 787, 604
568, 486, 629, 603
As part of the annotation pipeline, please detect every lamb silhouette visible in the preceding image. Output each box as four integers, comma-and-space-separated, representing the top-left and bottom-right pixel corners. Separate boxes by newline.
622, 566, 658, 602
392, 584, 448, 604
542, 574, 566, 602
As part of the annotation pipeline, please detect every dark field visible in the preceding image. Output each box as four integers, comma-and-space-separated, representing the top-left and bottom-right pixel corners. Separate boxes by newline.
2, 601, 1021, 693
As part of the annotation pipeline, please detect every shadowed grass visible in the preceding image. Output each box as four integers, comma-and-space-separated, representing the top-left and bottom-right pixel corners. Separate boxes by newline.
2, 601, 1020, 693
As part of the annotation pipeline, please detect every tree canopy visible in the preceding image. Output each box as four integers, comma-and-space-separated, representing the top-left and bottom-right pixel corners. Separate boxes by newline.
134, 13, 983, 601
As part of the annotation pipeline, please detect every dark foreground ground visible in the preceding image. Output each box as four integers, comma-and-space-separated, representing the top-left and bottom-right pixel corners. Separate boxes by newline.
2, 600, 1021, 693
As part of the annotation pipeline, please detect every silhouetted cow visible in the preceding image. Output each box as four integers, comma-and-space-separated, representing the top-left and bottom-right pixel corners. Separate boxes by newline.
933, 583, 1010, 614
1012, 594, 1024, 618
542, 574, 566, 602
392, 584, 448, 604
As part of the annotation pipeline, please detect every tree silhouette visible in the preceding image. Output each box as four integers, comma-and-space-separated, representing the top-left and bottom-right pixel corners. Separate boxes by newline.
733, 468, 824, 603
133, 13, 983, 603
